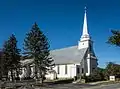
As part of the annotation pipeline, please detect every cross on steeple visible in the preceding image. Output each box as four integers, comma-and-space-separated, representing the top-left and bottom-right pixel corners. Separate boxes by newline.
84, 6, 86, 13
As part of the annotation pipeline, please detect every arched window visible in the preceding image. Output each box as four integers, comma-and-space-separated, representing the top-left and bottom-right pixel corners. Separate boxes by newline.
82, 68, 84, 73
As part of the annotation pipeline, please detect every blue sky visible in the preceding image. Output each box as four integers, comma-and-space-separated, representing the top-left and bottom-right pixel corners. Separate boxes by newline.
0, 0, 120, 68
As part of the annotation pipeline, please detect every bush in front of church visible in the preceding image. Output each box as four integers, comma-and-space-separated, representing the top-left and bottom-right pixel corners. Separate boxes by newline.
81, 67, 105, 82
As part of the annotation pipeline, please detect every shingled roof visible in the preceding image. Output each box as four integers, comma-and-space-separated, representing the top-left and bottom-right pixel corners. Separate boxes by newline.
21, 46, 88, 65
50, 46, 88, 64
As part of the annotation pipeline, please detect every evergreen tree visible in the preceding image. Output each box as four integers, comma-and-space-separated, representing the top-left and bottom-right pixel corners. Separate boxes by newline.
0, 49, 8, 81
23, 22, 54, 83
2, 34, 21, 81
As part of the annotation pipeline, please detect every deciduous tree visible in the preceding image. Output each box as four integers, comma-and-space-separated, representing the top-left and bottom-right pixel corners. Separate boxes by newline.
108, 30, 120, 46
105, 62, 120, 80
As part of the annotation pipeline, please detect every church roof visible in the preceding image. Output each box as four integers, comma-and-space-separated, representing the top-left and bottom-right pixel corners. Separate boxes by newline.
20, 46, 88, 65
50, 46, 88, 64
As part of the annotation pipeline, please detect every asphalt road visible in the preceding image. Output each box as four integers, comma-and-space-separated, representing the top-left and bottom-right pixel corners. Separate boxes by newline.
34, 83, 120, 89
3, 82, 119, 89
86, 83, 120, 89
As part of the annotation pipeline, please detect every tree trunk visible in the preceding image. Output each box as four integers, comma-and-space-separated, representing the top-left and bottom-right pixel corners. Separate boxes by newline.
16, 68, 20, 81
35, 64, 38, 79
11, 70, 14, 82
39, 67, 43, 84
39, 77, 43, 84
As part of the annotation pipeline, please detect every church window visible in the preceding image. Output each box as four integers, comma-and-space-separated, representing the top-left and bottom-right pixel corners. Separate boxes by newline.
77, 67, 80, 74
65, 65, 67, 74
82, 68, 84, 73
57, 65, 60, 74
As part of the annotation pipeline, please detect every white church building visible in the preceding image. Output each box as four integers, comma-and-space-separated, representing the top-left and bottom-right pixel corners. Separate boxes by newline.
45, 9, 98, 79
20, 8, 98, 80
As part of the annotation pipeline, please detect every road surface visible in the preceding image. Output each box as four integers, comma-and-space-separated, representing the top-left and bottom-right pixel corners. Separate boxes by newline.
35, 83, 120, 89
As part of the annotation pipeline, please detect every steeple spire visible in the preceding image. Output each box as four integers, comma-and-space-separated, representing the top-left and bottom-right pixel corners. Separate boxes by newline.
81, 7, 89, 39
78, 7, 92, 49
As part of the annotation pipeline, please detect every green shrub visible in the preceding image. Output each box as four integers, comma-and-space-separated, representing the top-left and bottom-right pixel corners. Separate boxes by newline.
81, 67, 106, 82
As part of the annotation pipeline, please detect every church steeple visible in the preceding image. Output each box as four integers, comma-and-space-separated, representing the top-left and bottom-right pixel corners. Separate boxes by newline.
81, 7, 90, 41
78, 7, 91, 49
78, 7, 98, 77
